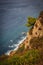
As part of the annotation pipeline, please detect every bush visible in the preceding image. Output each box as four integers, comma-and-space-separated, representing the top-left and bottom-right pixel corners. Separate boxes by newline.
0, 49, 42, 65
25, 17, 36, 27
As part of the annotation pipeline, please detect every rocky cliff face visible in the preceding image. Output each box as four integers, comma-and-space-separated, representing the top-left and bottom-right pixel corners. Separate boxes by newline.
22, 11, 43, 49
9, 11, 43, 56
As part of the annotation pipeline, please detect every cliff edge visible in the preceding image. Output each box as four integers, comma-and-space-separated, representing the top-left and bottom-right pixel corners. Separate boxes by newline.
0, 11, 43, 65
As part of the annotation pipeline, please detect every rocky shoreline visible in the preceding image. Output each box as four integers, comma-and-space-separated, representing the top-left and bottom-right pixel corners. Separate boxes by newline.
9, 11, 43, 56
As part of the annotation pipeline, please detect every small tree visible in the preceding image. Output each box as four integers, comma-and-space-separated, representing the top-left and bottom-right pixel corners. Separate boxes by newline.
25, 16, 36, 27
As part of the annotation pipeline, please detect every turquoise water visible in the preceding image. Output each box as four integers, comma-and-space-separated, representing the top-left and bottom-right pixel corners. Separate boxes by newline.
0, 0, 43, 55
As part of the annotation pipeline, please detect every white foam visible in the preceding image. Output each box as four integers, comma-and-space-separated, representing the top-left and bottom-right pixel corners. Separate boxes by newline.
5, 50, 13, 55
14, 36, 26, 51
8, 45, 14, 48
14, 44, 18, 47
22, 32, 26, 35
5, 36, 26, 55
10, 40, 13, 43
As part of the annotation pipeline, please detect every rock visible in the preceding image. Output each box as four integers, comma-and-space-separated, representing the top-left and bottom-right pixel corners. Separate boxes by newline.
22, 11, 43, 49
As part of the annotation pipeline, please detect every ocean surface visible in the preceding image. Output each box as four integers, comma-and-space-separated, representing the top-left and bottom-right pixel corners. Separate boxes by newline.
0, 0, 43, 55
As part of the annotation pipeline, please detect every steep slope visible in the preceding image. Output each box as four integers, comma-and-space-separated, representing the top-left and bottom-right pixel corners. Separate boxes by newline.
9, 11, 43, 56
8, 11, 43, 57
21, 11, 43, 49
0, 11, 43, 65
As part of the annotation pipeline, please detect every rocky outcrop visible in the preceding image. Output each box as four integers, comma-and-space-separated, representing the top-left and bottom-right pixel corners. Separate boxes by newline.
10, 11, 43, 56
21, 11, 43, 49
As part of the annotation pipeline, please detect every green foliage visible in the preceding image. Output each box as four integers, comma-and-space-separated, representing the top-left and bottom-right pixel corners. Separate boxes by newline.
25, 16, 36, 27
0, 49, 42, 65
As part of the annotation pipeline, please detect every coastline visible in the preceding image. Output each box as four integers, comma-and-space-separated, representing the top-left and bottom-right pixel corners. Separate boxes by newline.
5, 36, 27, 55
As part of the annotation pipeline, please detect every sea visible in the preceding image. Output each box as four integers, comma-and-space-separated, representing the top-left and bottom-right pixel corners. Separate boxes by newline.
0, 0, 43, 55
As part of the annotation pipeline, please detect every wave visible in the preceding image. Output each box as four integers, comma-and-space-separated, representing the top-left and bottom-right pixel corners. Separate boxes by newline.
5, 50, 13, 55
5, 36, 26, 55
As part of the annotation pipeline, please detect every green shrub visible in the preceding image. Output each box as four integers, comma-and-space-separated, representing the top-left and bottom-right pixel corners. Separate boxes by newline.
0, 49, 42, 65
25, 16, 36, 27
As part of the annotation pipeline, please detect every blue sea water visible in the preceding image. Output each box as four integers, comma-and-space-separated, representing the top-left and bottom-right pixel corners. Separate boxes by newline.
0, 0, 43, 55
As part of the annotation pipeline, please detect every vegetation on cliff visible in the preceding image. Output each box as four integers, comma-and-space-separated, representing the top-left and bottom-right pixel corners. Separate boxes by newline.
0, 11, 43, 65
0, 36, 43, 65
25, 16, 36, 27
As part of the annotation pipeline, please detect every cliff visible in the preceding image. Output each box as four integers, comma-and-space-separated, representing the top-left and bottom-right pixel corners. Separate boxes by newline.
9, 11, 43, 56
17, 11, 43, 51
0, 11, 43, 65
